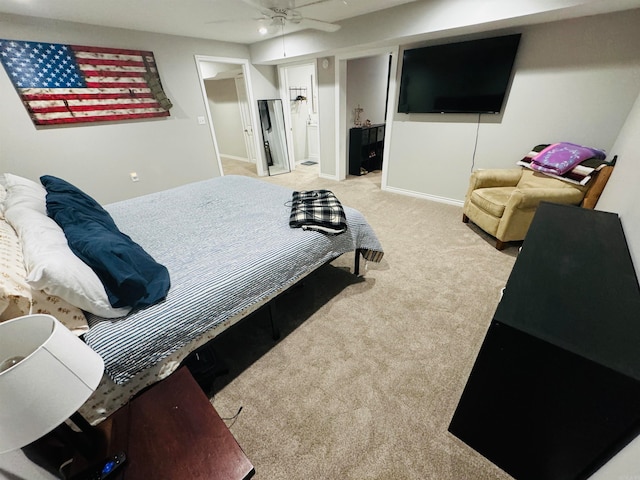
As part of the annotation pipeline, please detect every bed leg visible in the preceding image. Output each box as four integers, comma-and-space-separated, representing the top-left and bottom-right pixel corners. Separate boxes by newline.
354, 249, 361, 276
268, 302, 280, 340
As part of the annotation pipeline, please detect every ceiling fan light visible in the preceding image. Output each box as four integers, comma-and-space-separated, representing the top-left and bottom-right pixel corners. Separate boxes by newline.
257, 16, 284, 36
266, 17, 283, 34
257, 18, 269, 35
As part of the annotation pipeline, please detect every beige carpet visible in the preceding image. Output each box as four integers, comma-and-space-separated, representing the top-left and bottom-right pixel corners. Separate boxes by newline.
211, 159, 519, 479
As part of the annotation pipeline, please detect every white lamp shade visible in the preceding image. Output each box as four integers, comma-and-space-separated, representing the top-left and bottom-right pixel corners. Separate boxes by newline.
0, 314, 104, 453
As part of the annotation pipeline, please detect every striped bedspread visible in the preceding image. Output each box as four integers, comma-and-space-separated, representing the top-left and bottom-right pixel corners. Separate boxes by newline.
83, 175, 383, 385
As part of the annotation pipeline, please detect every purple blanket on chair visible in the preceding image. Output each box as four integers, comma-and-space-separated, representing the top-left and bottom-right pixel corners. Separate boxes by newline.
529, 142, 606, 176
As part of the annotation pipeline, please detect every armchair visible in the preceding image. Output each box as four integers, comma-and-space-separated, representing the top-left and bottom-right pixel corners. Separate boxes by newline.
462, 168, 587, 249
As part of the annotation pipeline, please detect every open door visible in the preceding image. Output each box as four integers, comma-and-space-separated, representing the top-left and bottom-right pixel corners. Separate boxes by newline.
235, 76, 257, 166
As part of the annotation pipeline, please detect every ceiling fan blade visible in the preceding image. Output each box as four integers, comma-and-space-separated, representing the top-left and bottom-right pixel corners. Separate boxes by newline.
239, 0, 279, 14
241, 0, 295, 9
297, 0, 337, 8
298, 17, 341, 32
286, 10, 303, 23
205, 15, 266, 25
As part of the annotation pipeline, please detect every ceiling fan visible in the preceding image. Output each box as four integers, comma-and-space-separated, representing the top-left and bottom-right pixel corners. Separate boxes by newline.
242, 0, 342, 35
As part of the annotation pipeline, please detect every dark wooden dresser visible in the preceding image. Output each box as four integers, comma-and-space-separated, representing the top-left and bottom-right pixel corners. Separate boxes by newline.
449, 202, 640, 480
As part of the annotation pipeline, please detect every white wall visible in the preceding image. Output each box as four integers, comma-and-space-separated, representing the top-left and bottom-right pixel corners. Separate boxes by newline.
596, 92, 640, 270
248, 64, 280, 107
385, 9, 640, 203
0, 14, 252, 204
587, 89, 640, 480
347, 55, 389, 126
317, 56, 337, 178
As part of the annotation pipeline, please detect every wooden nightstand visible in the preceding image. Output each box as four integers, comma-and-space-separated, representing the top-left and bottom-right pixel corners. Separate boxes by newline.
69, 367, 254, 480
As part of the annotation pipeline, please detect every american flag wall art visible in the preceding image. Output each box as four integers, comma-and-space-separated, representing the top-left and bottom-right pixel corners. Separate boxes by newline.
0, 39, 172, 126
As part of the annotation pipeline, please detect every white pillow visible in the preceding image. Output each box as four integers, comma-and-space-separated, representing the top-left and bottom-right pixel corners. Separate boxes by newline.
0, 184, 6, 219
2, 173, 131, 318
2, 173, 47, 214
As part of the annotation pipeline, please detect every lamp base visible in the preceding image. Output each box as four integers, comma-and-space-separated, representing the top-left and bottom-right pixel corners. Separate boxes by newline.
21, 412, 105, 479
21, 430, 75, 478
56, 413, 105, 460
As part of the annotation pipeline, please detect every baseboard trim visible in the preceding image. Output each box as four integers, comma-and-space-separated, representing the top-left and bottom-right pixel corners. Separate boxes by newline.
319, 172, 339, 181
382, 185, 464, 207
221, 154, 252, 163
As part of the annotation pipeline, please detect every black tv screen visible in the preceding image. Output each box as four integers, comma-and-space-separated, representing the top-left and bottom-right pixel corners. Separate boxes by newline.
398, 34, 521, 114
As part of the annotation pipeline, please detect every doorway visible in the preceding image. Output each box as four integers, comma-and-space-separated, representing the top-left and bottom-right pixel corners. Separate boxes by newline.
278, 62, 320, 173
195, 56, 266, 177
336, 47, 399, 187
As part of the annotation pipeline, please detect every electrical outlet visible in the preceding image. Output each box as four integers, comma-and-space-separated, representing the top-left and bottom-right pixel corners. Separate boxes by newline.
130, 172, 139, 182
197, 116, 206, 125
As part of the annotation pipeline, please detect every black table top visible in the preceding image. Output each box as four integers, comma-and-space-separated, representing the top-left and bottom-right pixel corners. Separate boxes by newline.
494, 202, 640, 381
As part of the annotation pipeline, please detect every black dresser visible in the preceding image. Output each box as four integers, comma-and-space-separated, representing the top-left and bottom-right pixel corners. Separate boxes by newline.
449, 202, 640, 480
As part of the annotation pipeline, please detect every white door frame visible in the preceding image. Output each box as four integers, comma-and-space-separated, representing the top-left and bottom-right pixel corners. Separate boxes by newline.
334, 46, 400, 187
194, 55, 266, 177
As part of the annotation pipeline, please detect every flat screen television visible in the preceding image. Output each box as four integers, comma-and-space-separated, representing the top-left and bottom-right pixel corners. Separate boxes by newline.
398, 34, 521, 114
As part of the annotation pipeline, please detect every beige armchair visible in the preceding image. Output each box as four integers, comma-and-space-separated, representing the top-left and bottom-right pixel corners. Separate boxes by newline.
462, 168, 587, 249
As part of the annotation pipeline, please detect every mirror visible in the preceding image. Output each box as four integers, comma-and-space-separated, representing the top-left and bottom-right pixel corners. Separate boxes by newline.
258, 99, 290, 175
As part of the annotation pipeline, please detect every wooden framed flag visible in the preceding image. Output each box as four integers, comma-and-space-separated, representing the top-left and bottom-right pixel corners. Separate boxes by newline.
0, 39, 173, 126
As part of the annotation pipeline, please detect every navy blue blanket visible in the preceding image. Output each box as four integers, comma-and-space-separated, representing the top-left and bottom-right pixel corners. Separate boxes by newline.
41, 175, 170, 310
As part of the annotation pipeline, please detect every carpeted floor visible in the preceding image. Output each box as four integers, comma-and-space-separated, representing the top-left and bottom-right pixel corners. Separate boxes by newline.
212, 159, 519, 479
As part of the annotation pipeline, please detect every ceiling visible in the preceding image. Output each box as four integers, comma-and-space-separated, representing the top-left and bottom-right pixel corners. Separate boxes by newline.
0, 0, 418, 45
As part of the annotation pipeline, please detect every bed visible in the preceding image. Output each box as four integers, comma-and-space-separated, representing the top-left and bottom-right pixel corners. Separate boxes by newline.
0, 173, 383, 424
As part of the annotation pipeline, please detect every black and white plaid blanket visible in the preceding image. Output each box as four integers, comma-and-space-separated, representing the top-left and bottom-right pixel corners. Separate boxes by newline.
289, 190, 348, 235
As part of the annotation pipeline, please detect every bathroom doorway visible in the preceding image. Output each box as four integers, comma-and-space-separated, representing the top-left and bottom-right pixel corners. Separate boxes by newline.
279, 62, 319, 173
